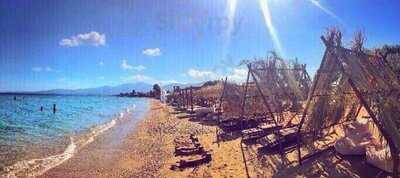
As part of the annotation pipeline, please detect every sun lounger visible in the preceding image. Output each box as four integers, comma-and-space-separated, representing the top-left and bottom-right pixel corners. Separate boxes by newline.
170, 153, 212, 170
242, 123, 282, 141
219, 117, 261, 131
172, 134, 211, 168
175, 146, 205, 156
174, 134, 200, 146
257, 127, 298, 149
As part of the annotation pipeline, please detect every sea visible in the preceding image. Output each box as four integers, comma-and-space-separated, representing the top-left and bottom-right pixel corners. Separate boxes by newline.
0, 94, 149, 177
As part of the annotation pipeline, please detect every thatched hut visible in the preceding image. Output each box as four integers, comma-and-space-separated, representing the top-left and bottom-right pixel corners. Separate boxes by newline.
297, 29, 400, 177
241, 54, 312, 126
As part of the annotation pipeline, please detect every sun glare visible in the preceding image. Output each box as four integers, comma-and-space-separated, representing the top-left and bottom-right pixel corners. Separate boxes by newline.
308, 0, 343, 23
258, 0, 284, 56
222, 0, 238, 60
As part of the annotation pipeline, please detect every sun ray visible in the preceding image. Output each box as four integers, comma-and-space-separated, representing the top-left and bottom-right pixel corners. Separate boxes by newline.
308, 0, 343, 24
258, 0, 284, 56
222, 0, 238, 61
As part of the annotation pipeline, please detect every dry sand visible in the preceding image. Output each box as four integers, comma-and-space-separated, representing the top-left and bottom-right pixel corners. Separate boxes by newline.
39, 100, 387, 178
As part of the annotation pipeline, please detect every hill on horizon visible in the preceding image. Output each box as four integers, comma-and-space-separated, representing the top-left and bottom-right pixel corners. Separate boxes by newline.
32, 81, 208, 95
35, 82, 153, 95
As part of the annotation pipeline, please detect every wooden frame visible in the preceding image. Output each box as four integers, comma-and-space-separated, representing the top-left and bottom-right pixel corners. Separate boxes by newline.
296, 34, 400, 178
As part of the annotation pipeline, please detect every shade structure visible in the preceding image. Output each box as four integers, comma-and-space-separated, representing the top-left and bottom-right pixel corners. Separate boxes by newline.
297, 30, 400, 177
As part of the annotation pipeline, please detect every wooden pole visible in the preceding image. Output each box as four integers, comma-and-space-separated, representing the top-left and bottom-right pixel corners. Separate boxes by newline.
354, 103, 362, 120
240, 67, 251, 131
190, 86, 194, 112
181, 89, 183, 108
186, 89, 189, 109
297, 37, 330, 165
347, 78, 399, 178
335, 44, 398, 178
248, 64, 278, 126
240, 140, 251, 178
218, 77, 228, 124
249, 65, 286, 160
344, 68, 399, 178
181, 89, 184, 108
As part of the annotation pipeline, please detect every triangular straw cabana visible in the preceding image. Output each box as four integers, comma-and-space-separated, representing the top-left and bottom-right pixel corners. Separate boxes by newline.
241, 55, 312, 127
297, 30, 400, 178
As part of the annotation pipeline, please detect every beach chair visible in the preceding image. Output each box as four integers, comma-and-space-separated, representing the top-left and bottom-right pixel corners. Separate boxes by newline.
219, 117, 242, 131
170, 153, 212, 171
219, 116, 262, 132
174, 134, 203, 156
257, 126, 298, 150
242, 123, 283, 142
175, 145, 205, 156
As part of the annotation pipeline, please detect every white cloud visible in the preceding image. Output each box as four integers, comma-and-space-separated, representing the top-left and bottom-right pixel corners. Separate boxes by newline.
98, 76, 105, 80
121, 60, 133, 70
186, 67, 247, 83
124, 74, 178, 85
98, 61, 104, 66
187, 68, 219, 80
142, 48, 161, 57
129, 74, 153, 82
227, 67, 247, 83
32, 66, 53, 72
121, 60, 145, 71
133, 65, 146, 71
59, 31, 106, 47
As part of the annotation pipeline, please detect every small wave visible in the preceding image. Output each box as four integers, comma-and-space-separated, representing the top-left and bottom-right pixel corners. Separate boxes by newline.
3, 137, 76, 178
125, 104, 136, 113
79, 119, 116, 147
2, 118, 118, 178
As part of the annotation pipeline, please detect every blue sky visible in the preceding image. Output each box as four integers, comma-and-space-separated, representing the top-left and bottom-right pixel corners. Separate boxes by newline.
0, 0, 399, 92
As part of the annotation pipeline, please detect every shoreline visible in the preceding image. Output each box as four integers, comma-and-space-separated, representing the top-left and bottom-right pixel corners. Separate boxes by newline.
38, 100, 151, 177
24, 99, 379, 177
2, 101, 145, 177
39, 99, 250, 177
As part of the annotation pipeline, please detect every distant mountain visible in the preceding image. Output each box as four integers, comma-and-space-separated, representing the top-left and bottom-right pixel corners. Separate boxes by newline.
36, 82, 153, 95
5, 81, 209, 95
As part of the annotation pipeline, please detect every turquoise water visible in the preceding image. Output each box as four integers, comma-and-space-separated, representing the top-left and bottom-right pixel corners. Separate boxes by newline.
0, 94, 148, 173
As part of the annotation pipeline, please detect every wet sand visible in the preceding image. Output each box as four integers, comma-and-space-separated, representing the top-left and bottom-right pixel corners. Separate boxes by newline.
40, 101, 151, 177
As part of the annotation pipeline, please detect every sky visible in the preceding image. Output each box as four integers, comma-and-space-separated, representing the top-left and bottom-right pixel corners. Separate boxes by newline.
0, 0, 399, 92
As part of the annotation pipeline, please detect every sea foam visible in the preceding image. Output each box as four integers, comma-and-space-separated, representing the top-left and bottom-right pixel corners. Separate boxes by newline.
2, 116, 119, 177
0, 99, 142, 178
3, 137, 76, 178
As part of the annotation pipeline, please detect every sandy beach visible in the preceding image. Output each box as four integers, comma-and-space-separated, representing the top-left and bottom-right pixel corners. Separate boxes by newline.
39, 100, 156, 177
38, 99, 388, 178
39, 99, 249, 177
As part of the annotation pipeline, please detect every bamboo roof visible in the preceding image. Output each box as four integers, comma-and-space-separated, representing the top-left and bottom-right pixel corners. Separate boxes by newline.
300, 30, 400, 151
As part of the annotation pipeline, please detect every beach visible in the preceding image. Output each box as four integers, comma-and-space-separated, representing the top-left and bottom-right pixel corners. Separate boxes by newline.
37, 99, 386, 178
38, 101, 152, 177
37, 99, 247, 177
